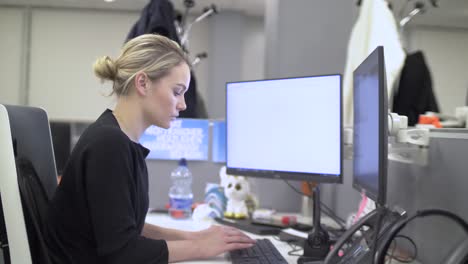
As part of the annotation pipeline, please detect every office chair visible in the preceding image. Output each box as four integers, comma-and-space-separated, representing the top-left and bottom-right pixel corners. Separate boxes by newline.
0, 104, 58, 264
446, 237, 468, 264
16, 157, 52, 264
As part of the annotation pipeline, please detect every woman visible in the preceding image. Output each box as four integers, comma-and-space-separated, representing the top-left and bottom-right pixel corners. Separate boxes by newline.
44, 34, 255, 263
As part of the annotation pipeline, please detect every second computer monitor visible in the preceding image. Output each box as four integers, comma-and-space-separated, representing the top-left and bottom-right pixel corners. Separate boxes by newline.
226, 74, 342, 183
353, 46, 388, 206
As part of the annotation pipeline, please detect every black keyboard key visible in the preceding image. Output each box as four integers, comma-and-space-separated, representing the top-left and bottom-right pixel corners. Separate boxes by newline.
229, 239, 288, 264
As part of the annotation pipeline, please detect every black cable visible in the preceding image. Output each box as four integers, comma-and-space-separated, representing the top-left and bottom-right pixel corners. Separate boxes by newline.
282, 179, 347, 229
286, 242, 303, 256
273, 234, 304, 256
375, 209, 468, 263
372, 210, 385, 264
416, 209, 468, 233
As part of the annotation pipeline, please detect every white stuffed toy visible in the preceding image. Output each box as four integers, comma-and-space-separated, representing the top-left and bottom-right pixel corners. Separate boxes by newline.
219, 166, 250, 219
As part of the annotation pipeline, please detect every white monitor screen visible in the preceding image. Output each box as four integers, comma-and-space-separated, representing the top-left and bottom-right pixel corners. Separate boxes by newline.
226, 75, 342, 182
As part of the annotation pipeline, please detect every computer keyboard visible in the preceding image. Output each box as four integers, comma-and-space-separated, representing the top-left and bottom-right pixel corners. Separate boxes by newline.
229, 238, 288, 264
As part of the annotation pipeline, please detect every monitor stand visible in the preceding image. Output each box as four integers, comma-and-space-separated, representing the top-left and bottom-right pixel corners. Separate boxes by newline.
297, 185, 331, 263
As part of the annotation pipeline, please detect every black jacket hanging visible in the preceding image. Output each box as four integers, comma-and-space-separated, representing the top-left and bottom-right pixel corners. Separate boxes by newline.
126, 0, 199, 118
392, 51, 439, 126
126, 0, 180, 43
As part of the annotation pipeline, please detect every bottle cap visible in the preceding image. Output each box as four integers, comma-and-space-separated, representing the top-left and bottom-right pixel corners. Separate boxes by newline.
179, 158, 187, 166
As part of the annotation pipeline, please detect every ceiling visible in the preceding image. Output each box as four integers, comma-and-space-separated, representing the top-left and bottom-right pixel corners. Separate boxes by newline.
0, 0, 467, 28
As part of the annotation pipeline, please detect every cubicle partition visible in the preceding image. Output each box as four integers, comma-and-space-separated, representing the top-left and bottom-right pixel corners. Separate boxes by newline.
322, 129, 468, 263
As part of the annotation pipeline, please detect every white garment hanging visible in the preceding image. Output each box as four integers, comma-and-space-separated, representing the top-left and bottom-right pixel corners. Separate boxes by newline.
343, 0, 406, 127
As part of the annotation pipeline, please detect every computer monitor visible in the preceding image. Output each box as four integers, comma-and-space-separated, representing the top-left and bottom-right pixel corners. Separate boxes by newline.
49, 121, 71, 176
352, 46, 388, 206
226, 74, 342, 261
226, 75, 342, 182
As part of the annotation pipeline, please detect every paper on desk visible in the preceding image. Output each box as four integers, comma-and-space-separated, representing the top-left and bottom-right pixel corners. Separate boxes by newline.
281, 228, 308, 239
146, 213, 213, 231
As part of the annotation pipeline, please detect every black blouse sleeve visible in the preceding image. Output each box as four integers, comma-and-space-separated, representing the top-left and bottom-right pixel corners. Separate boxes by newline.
83, 128, 168, 264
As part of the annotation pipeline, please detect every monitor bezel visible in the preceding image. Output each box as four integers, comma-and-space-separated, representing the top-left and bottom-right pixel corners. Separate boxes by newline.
225, 74, 343, 184
352, 46, 388, 206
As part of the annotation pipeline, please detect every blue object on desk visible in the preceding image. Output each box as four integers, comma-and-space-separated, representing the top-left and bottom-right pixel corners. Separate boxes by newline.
204, 183, 226, 217
140, 119, 209, 160
211, 120, 226, 163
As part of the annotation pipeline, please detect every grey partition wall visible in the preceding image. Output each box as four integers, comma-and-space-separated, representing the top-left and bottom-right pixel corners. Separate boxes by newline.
322, 129, 468, 263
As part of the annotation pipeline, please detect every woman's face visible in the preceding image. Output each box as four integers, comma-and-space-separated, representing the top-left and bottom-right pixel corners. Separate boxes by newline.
144, 63, 191, 129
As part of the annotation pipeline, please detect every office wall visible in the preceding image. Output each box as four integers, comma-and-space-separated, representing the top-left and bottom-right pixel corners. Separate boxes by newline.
407, 26, 468, 114
0, 6, 264, 121
0, 7, 24, 105
265, 0, 357, 78
241, 16, 265, 82
28, 8, 136, 121
207, 12, 243, 119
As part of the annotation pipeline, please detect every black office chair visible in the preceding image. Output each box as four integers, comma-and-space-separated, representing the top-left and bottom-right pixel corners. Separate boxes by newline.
445, 237, 468, 264
0, 104, 58, 264
16, 157, 52, 264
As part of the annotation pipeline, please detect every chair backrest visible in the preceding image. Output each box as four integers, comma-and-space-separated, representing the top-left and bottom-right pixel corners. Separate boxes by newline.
4, 105, 58, 200
16, 157, 52, 264
0, 104, 58, 264
0, 105, 32, 264
445, 237, 468, 264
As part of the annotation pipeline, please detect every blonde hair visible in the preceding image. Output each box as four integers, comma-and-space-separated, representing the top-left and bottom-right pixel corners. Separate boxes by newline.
93, 34, 190, 96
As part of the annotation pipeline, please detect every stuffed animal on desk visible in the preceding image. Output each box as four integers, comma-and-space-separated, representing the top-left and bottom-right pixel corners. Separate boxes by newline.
219, 166, 251, 219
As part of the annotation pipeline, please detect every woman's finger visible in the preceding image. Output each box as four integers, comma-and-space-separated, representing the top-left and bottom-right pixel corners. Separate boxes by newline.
225, 242, 255, 252
225, 235, 256, 244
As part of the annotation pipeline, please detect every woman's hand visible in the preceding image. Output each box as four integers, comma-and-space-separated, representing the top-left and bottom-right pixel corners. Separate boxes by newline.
193, 225, 256, 258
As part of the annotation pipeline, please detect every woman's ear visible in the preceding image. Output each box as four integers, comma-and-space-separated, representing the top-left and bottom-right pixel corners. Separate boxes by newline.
134, 72, 149, 96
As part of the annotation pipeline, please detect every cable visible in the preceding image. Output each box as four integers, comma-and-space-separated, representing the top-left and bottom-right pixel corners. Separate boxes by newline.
375, 209, 468, 264
273, 235, 304, 256
385, 235, 417, 263
372, 211, 385, 264
286, 241, 303, 256
282, 179, 347, 229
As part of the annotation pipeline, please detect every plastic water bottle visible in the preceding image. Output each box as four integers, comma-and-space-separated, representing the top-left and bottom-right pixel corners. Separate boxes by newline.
168, 158, 193, 219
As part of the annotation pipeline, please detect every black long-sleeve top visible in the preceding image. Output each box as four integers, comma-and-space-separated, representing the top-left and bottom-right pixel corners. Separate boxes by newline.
44, 109, 168, 264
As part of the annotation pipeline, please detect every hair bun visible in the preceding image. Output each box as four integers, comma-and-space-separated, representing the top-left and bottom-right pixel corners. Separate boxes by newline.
93, 56, 117, 81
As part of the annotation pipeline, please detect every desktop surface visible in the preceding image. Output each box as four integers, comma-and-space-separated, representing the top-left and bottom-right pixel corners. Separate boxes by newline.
145, 212, 300, 264
145, 212, 420, 264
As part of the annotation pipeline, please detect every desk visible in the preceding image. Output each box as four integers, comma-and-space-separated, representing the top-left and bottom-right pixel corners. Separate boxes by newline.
145, 212, 300, 263
146, 212, 420, 264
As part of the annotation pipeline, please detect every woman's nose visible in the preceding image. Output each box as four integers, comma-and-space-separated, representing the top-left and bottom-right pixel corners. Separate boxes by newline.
177, 97, 187, 111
